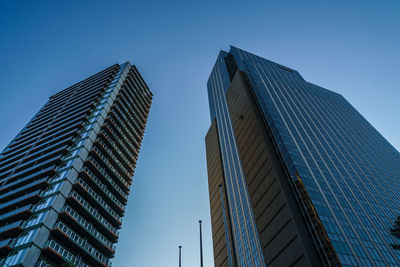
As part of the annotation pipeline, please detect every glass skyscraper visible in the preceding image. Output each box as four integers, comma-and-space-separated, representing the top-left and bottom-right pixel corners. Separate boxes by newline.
0, 62, 152, 266
205, 46, 400, 266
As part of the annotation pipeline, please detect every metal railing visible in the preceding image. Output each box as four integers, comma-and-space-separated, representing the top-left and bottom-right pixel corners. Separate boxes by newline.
54, 221, 108, 264
76, 177, 121, 222
69, 191, 118, 235
64, 205, 115, 250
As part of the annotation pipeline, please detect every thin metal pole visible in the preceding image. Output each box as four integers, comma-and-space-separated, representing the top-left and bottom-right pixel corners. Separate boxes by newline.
179, 245, 182, 267
199, 220, 203, 267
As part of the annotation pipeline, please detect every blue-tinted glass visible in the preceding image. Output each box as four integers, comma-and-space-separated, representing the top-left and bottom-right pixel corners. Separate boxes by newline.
208, 51, 265, 266
230, 46, 400, 266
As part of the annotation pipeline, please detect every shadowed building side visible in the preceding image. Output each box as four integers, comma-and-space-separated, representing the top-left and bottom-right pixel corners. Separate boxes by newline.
206, 121, 235, 267
206, 70, 322, 266
225, 71, 321, 266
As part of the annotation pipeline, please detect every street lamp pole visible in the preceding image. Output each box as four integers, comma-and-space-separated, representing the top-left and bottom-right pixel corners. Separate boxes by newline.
199, 220, 203, 267
179, 245, 182, 267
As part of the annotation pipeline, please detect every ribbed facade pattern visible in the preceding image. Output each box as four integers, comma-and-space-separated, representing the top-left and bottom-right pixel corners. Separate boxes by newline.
206, 46, 400, 267
0, 62, 152, 267
207, 52, 265, 267
230, 47, 400, 266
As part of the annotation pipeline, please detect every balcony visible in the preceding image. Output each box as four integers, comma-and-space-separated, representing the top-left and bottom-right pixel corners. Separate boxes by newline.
1, 156, 61, 185
80, 166, 126, 210
61, 205, 115, 254
90, 146, 131, 188
113, 102, 143, 138
127, 77, 152, 110
108, 113, 140, 149
1, 128, 76, 164
23, 144, 69, 168
99, 130, 135, 166
0, 190, 41, 214
52, 221, 108, 266
0, 221, 24, 239
86, 156, 129, 196
0, 141, 69, 173
124, 89, 148, 126
13, 113, 82, 149
95, 139, 132, 176
67, 191, 118, 239
0, 170, 53, 194
0, 205, 32, 225
41, 239, 90, 267
124, 76, 150, 113
105, 118, 138, 153
117, 91, 145, 124
102, 123, 137, 158
36, 258, 59, 267
118, 90, 147, 126
117, 90, 146, 125
92, 145, 131, 183
32, 127, 77, 151
0, 153, 24, 170
99, 129, 136, 162
9, 147, 67, 175
74, 178, 122, 226
49, 67, 114, 101
0, 238, 15, 257
0, 178, 48, 203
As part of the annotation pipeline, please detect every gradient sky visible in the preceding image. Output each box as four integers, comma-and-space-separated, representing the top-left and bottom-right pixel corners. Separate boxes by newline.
0, 1, 399, 266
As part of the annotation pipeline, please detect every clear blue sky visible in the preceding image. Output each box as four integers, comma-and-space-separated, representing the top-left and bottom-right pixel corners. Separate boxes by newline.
0, 1, 399, 266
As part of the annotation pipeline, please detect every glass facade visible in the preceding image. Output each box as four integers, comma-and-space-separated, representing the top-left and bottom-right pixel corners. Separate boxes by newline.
208, 46, 400, 266
0, 63, 152, 266
208, 52, 265, 267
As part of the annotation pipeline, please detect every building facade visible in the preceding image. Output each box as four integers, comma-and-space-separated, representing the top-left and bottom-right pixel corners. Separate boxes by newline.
0, 62, 152, 266
206, 46, 400, 266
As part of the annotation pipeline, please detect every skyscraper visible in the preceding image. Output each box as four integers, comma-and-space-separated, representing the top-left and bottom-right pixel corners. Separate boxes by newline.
206, 46, 400, 266
0, 62, 152, 266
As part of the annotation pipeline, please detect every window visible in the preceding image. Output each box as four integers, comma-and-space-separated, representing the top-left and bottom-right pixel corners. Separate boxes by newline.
34, 196, 55, 212
15, 229, 38, 247
43, 181, 64, 197
4, 248, 28, 266
25, 210, 48, 228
